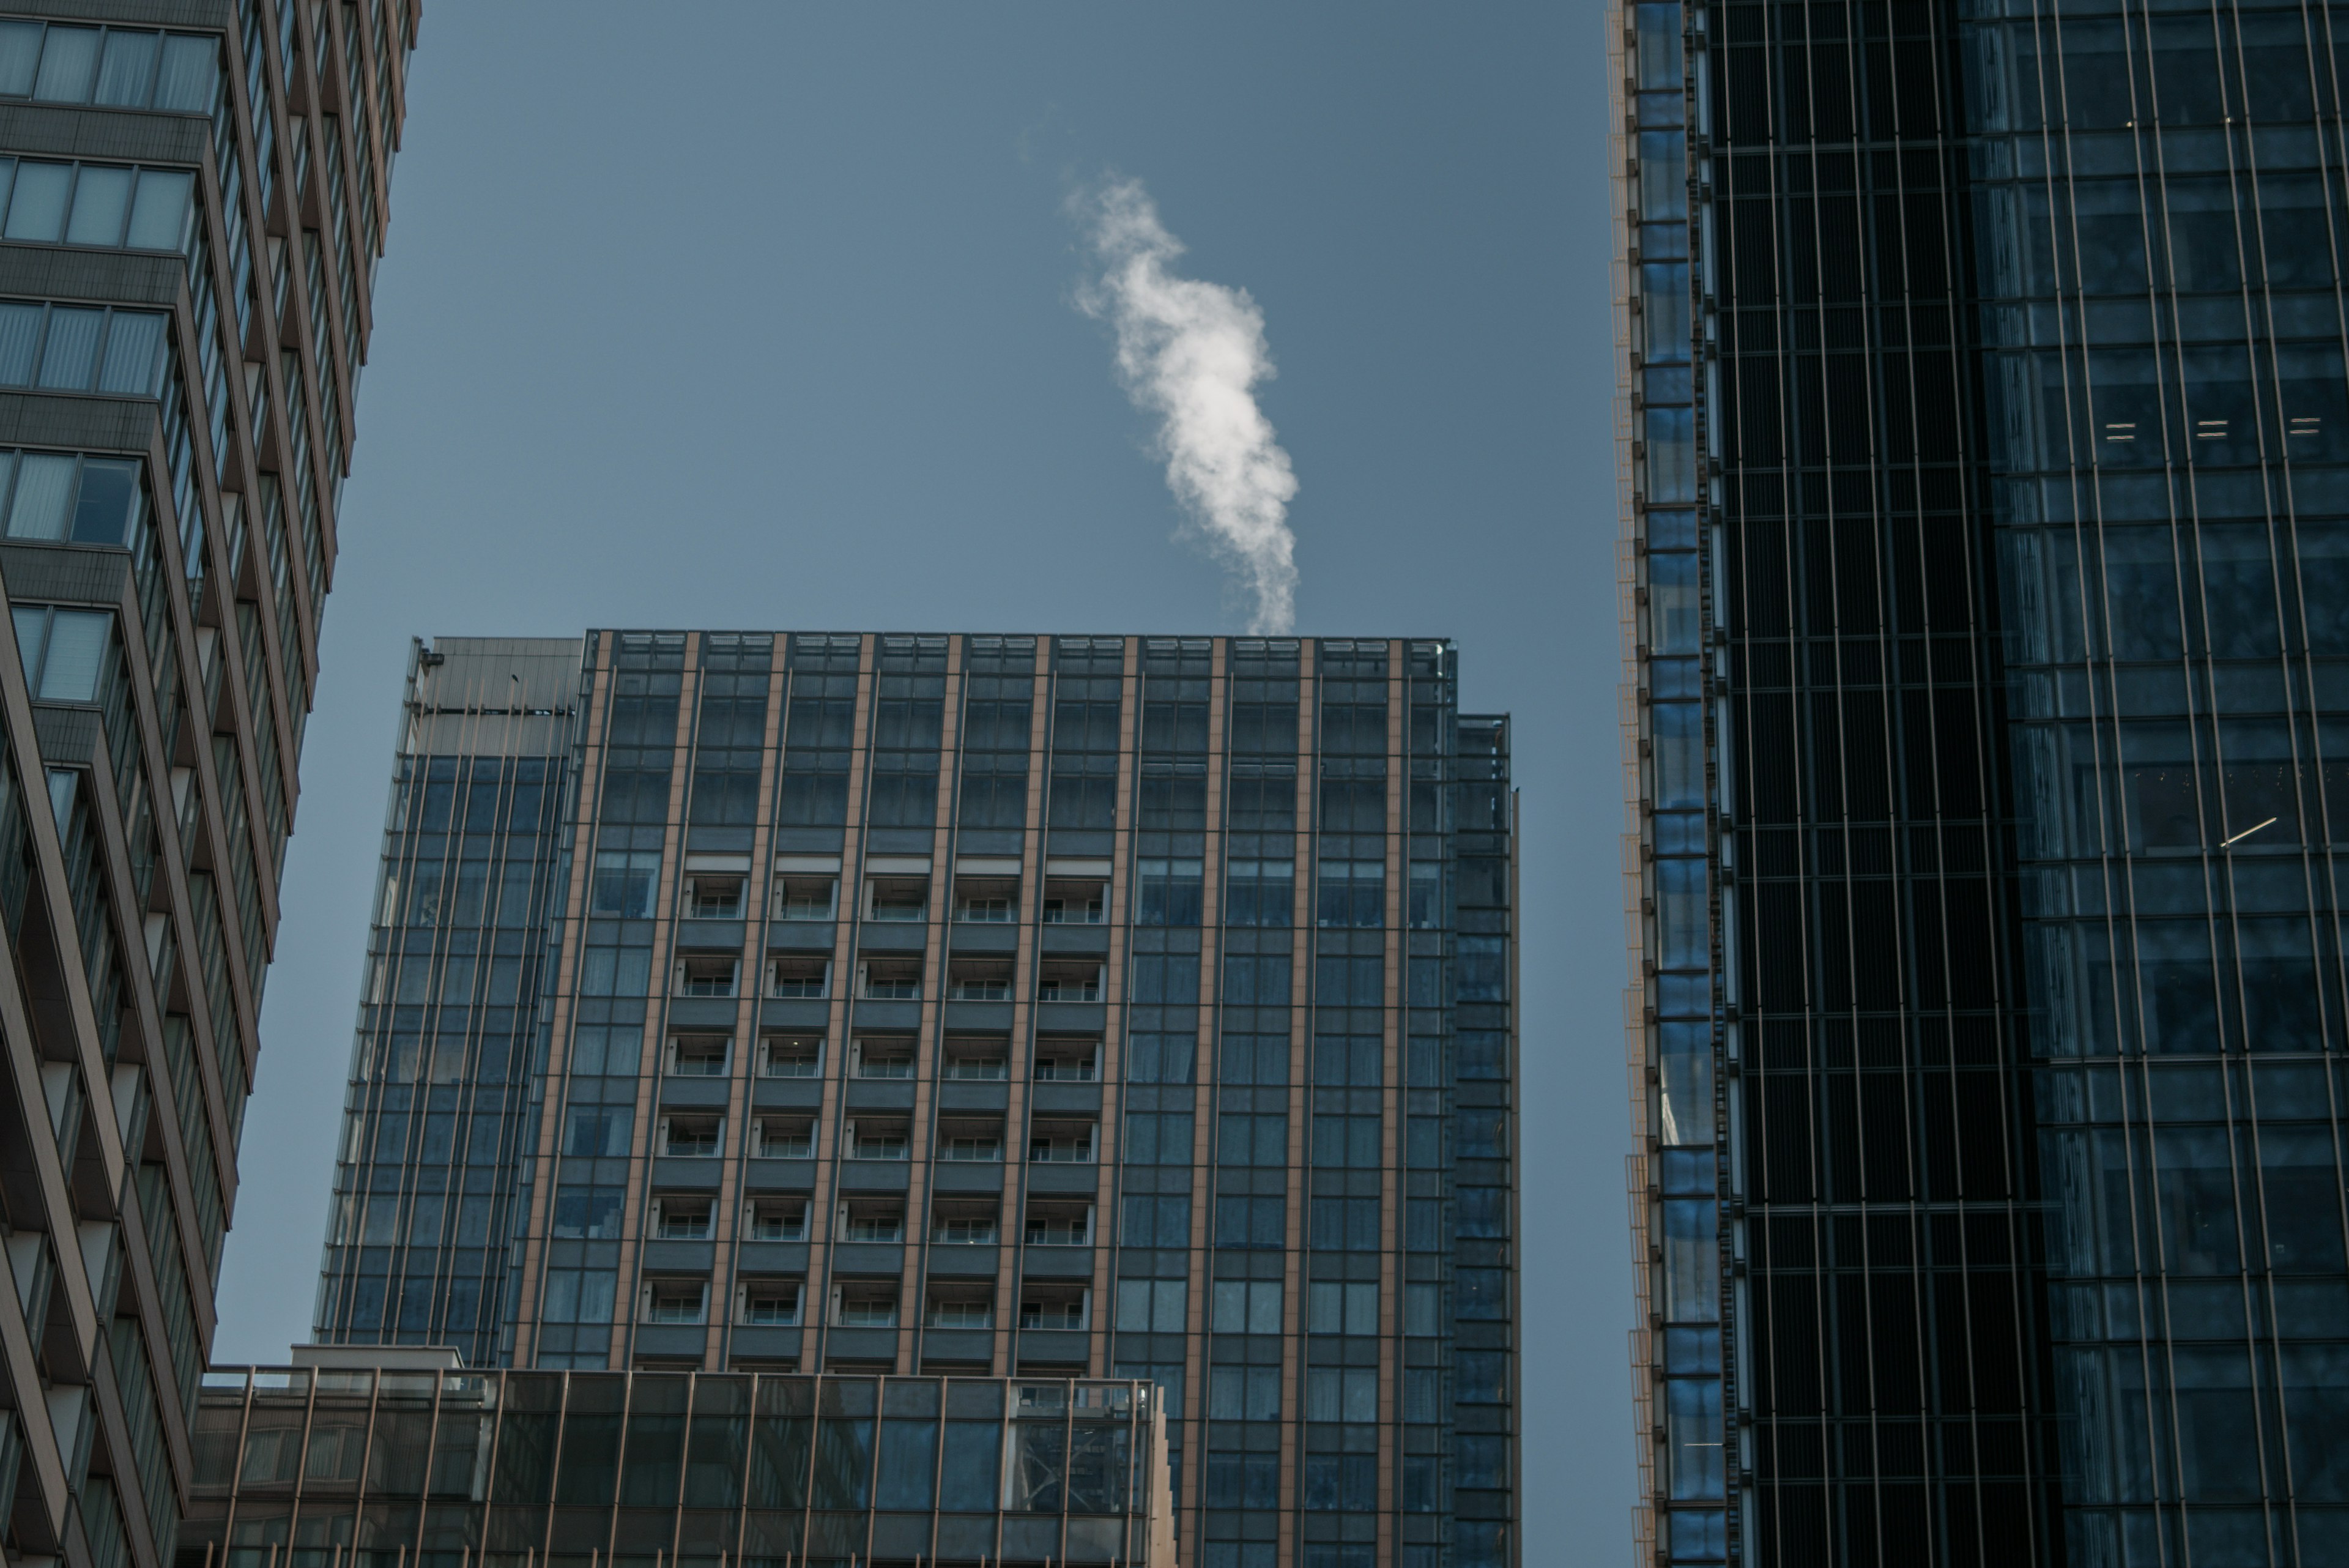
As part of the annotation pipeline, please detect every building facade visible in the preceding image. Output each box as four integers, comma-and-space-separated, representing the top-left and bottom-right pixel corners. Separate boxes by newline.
180, 1361, 1173, 1568
311, 630, 1519, 1568
1615, 0, 2349, 1564
0, 8, 415, 1568
309, 639, 581, 1370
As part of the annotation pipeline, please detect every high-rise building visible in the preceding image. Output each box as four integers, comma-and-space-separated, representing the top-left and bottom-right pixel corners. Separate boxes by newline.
0, 6, 417, 1568
310, 638, 582, 1370
1614, 0, 2349, 1564
310, 630, 1520, 1568
184, 1358, 1176, 1568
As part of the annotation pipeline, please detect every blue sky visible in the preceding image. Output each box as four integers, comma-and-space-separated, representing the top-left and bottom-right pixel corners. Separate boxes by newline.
215, 0, 1625, 1545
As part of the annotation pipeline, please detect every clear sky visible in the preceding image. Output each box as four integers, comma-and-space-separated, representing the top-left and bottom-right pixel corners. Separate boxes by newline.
214, 0, 1624, 1547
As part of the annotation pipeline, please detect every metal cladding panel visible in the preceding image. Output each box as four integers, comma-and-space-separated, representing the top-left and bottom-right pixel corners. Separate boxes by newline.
742, 1157, 816, 1192
836, 1161, 910, 1194
749, 1077, 823, 1110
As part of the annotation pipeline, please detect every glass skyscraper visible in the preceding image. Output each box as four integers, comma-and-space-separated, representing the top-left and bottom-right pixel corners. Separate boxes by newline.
0, 7, 415, 1568
1617, 0, 2349, 1563
310, 631, 1520, 1568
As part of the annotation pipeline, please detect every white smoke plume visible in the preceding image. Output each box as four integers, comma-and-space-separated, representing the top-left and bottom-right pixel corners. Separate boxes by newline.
1074, 177, 1299, 634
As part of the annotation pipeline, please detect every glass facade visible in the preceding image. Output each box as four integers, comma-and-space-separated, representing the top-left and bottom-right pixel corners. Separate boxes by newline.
0, 7, 415, 1568
1617, 0, 2349, 1562
182, 1362, 1173, 1567
313, 630, 1519, 1568
312, 639, 584, 1366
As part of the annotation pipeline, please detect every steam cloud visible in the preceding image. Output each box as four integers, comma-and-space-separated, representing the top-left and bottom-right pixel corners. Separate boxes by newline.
1075, 177, 1299, 634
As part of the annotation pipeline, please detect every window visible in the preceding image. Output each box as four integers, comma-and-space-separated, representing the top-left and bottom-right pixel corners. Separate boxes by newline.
840, 1203, 905, 1244
1127, 1031, 1197, 1084
1215, 1195, 1286, 1249
774, 874, 836, 920
1313, 1034, 1382, 1088
738, 1281, 801, 1326
0, 24, 220, 113
1228, 766, 1297, 831
1138, 765, 1206, 828
590, 850, 659, 918
1316, 861, 1386, 928
1121, 1193, 1192, 1246
1019, 1290, 1089, 1331
926, 1294, 992, 1329
865, 875, 927, 922
1135, 858, 1203, 926
1219, 1033, 1290, 1087
659, 1115, 721, 1158
0, 302, 166, 396
1114, 1279, 1187, 1332
767, 959, 828, 998
857, 960, 920, 1000
831, 1287, 897, 1328
1313, 1113, 1384, 1168
10, 606, 109, 701
846, 1119, 908, 1161
667, 1036, 728, 1077
1028, 1123, 1096, 1164
933, 1208, 996, 1244
744, 1200, 806, 1242
1222, 954, 1291, 1006
0, 451, 147, 547
1217, 1112, 1289, 1166
551, 1186, 623, 1239
1038, 962, 1101, 1002
1208, 1279, 1283, 1334
1121, 1112, 1195, 1166
540, 1268, 617, 1325
958, 753, 1028, 828
954, 876, 1016, 921
850, 1038, 913, 1079
759, 1035, 822, 1077
674, 956, 738, 997
938, 1121, 1003, 1162
1024, 1205, 1093, 1246
1225, 859, 1294, 927
563, 1107, 631, 1157
653, 1197, 711, 1241
1034, 1045, 1097, 1082
1458, 936, 1508, 1001
0, 159, 192, 254
681, 872, 742, 918
1041, 876, 1105, 924
1047, 757, 1116, 828
948, 960, 1011, 1001
943, 1038, 1006, 1079
1310, 1196, 1382, 1251
1408, 863, 1443, 929
1315, 954, 1386, 1008
749, 1117, 811, 1159
1308, 1281, 1381, 1336
641, 1279, 707, 1325
1210, 1365, 1285, 1421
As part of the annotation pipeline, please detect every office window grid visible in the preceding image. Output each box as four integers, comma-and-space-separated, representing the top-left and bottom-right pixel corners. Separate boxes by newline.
380, 633, 1518, 1568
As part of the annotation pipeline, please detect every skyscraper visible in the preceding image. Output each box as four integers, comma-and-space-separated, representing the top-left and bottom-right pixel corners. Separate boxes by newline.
0, 6, 416, 1568
311, 630, 1520, 1568
1616, 0, 2349, 1563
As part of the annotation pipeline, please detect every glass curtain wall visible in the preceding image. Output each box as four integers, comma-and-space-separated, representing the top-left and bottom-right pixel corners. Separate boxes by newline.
182, 1367, 1169, 1567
